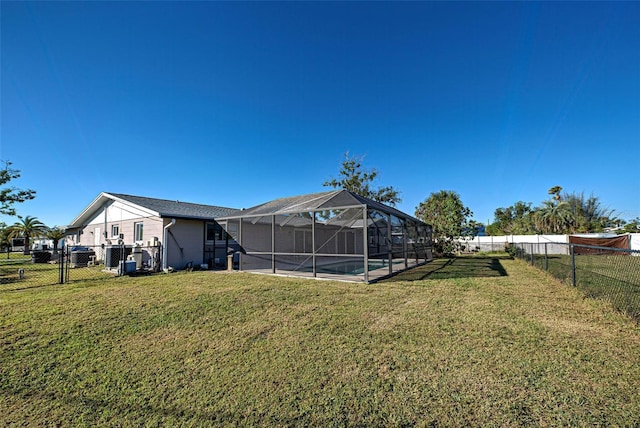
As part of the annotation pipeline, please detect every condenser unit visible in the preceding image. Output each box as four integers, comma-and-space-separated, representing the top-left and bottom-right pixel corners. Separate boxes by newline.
105, 246, 132, 268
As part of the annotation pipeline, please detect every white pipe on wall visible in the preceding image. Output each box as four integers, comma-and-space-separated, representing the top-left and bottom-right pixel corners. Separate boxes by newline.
162, 218, 176, 270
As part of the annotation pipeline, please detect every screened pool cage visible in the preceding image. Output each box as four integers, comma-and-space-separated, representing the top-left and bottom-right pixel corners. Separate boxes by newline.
218, 190, 433, 282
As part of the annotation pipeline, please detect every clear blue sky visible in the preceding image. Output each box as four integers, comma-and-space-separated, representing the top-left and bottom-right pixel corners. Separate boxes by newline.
2, 1, 639, 227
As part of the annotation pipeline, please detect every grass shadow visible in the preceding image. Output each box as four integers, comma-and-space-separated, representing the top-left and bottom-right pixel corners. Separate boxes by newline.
385, 255, 510, 282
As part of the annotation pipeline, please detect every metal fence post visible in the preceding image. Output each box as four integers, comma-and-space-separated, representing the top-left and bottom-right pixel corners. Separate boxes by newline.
544, 243, 548, 271
65, 246, 69, 283
59, 245, 65, 284
530, 243, 534, 265
570, 244, 576, 287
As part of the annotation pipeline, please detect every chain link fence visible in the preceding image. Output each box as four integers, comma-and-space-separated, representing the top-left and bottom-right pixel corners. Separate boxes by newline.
511, 242, 640, 322
0, 250, 64, 288
0, 244, 163, 289
63, 244, 162, 282
458, 241, 572, 254
458, 241, 511, 253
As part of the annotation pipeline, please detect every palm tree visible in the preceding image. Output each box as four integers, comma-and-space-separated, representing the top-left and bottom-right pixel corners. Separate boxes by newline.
548, 185, 563, 202
563, 192, 616, 233
8, 216, 47, 255
46, 227, 66, 253
533, 200, 575, 234
0, 223, 11, 259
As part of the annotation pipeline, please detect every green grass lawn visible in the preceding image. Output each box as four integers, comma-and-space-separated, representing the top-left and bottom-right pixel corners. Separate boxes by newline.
2, 256, 639, 426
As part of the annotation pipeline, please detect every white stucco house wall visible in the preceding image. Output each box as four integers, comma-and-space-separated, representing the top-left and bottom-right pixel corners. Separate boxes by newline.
66, 192, 239, 270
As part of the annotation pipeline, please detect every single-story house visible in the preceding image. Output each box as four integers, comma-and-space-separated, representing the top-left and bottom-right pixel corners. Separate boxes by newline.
66, 192, 240, 271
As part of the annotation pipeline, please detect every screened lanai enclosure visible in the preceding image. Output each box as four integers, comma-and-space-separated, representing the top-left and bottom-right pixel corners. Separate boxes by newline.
218, 190, 433, 282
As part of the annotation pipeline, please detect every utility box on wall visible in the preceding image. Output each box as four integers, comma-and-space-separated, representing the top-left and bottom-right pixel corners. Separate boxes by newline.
118, 260, 137, 275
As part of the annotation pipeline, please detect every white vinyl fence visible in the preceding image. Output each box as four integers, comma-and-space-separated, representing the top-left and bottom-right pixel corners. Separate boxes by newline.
458, 233, 640, 254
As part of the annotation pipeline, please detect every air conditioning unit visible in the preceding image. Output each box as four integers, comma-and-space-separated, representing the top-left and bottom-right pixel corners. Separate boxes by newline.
105, 246, 132, 268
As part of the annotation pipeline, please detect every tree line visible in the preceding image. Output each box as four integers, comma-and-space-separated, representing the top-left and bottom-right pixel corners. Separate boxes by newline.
2, 156, 637, 257
0, 161, 66, 255
324, 154, 638, 255
486, 185, 638, 236
324, 153, 475, 255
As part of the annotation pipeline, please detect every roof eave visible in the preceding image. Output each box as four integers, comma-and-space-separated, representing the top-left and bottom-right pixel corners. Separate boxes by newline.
68, 192, 161, 228
67, 192, 109, 228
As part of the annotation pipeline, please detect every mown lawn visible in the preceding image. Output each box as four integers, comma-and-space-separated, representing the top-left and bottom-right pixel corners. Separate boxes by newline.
1, 256, 639, 426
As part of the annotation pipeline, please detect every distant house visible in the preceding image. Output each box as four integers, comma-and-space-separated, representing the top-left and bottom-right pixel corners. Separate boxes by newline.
31, 238, 57, 251
10, 238, 26, 252
66, 192, 239, 271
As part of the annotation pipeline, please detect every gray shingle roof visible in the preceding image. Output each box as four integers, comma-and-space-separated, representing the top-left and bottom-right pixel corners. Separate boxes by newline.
219, 189, 424, 224
108, 193, 240, 219
229, 190, 343, 216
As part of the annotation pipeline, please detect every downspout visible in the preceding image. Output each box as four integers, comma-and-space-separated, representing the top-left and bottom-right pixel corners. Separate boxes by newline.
104, 204, 108, 244
163, 219, 176, 270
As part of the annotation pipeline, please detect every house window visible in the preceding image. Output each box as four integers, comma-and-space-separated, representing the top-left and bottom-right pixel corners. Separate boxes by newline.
227, 223, 238, 234
206, 222, 227, 242
215, 224, 226, 241
111, 225, 119, 237
206, 222, 215, 241
134, 222, 143, 242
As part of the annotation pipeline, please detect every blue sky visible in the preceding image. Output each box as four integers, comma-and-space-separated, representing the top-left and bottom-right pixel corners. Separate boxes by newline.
1, 1, 639, 227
